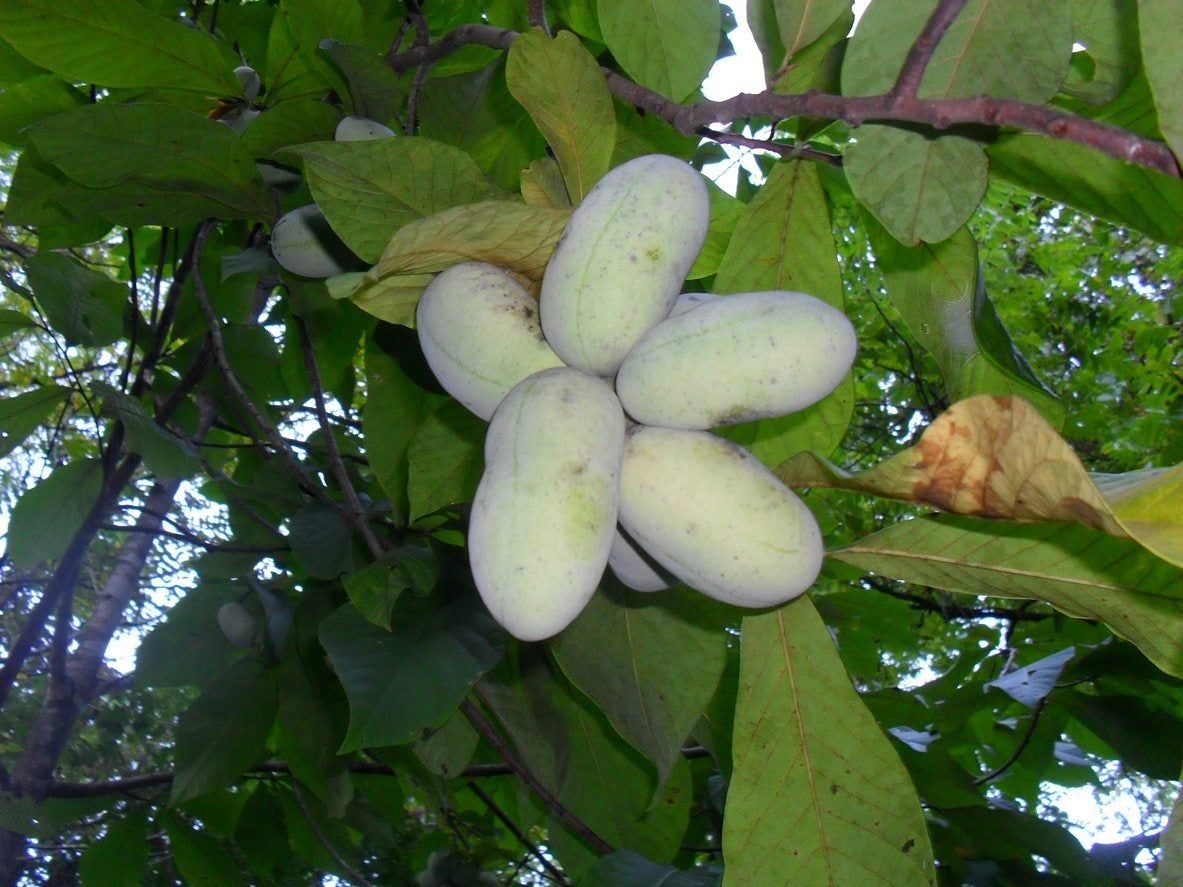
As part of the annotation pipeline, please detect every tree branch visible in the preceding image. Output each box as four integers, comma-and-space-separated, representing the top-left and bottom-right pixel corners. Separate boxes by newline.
890, 0, 970, 98
292, 782, 375, 887
385, 23, 1181, 178
972, 695, 1049, 785
467, 780, 569, 885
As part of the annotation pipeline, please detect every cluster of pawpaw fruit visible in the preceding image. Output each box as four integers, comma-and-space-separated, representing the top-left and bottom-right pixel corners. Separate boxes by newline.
414, 155, 858, 641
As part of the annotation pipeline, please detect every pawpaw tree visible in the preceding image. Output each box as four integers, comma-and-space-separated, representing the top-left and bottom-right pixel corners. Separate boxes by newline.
0, 0, 1181, 884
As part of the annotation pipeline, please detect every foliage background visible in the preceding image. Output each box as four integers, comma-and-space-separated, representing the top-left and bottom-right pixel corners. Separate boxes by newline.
0, 0, 1181, 884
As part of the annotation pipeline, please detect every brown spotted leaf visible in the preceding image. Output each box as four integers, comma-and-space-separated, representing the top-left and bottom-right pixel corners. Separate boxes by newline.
779, 395, 1182, 567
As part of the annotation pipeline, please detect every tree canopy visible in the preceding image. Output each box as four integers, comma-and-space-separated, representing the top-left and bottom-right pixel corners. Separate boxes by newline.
0, 0, 1181, 884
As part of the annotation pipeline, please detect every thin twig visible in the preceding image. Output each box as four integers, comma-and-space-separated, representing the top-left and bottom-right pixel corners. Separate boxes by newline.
972, 695, 1049, 785
292, 782, 376, 887
890, 0, 971, 98
294, 316, 385, 558
696, 127, 842, 166
466, 781, 569, 885
526, 0, 549, 32
402, 0, 432, 135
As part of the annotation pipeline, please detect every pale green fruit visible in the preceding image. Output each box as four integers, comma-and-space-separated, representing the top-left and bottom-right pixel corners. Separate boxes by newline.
469, 368, 625, 641
217, 601, 257, 648
667, 291, 718, 318
616, 290, 857, 430
416, 262, 565, 420
233, 65, 261, 101
270, 204, 357, 278
608, 527, 671, 592
540, 154, 709, 376
335, 116, 396, 141
619, 426, 823, 607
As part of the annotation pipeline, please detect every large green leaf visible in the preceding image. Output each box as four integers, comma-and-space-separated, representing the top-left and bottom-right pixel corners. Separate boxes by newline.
319, 593, 505, 752
506, 28, 615, 203
845, 125, 987, 246
865, 222, 1063, 426
987, 132, 1183, 245
598, 0, 719, 101
288, 137, 504, 263
162, 812, 243, 884
6, 458, 101, 568
0, 0, 239, 94
831, 515, 1183, 676
1137, 0, 1183, 163
724, 597, 935, 885
287, 502, 354, 579
319, 40, 406, 123
170, 657, 279, 805
0, 74, 86, 148
1064, 0, 1140, 104
24, 252, 124, 347
842, 0, 1071, 102
135, 584, 249, 687
714, 161, 853, 463
406, 399, 486, 519
0, 386, 70, 460
551, 584, 730, 789
78, 807, 148, 887
28, 103, 271, 224
770, 0, 850, 60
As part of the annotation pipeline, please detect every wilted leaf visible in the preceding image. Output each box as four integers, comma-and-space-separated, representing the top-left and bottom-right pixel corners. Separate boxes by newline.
779, 395, 1183, 567
831, 515, 1183, 676
6, 458, 101, 568
342, 542, 438, 628
724, 597, 935, 885
506, 28, 615, 203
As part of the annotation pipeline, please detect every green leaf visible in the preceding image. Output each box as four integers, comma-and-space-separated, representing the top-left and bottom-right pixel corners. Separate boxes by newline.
506, 28, 615, 203
0, 74, 86, 148
319, 40, 406, 123
831, 515, 1183, 677
6, 458, 101, 568
318, 593, 505, 752
865, 221, 1063, 426
28, 103, 271, 224
769, 0, 850, 60
845, 125, 987, 246
135, 584, 248, 687
1161, 776, 1183, 885
24, 252, 124, 347
406, 399, 486, 519
288, 137, 504, 263
1137, 0, 1183, 163
842, 0, 1071, 102
987, 132, 1183, 245
162, 812, 244, 884
334, 271, 433, 326
1064, 0, 1140, 104
724, 597, 936, 885
714, 161, 853, 462
686, 182, 744, 280
1062, 693, 1183, 778
343, 541, 439, 628
0, 309, 38, 339
414, 709, 479, 778
170, 657, 278, 805
280, 0, 367, 98
2, 148, 116, 243
0, 0, 239, 94
0, 386, 70, 459
552, 584, 730, 790
598, 0, 720, 101
287, 502, 354, 579
240, 99, 340, 160
78, 807, 148, 887
367, 200, 571, 281
93, 382, 199, 477
578, 850, 722, 886
420, 58, 548, 192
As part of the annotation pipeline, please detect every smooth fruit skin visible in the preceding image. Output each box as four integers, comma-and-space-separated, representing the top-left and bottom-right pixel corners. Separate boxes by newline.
540, 154, 709, 376
469, 368, 625, 641
616, 290, 857, 430
335, 116, 396, 140
608, 527, 671, 592
270, 204, 357, 278
416, 263, 565, 420
618, 426, 823, 608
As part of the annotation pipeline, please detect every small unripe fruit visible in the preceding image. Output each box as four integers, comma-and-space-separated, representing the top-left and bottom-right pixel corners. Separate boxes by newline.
416, 263, 565, 420
616, 291, 857, 429
270, 204, 358, 278
540, 154, 709, 376
234, 65, 261, 101
619, 426, 823, 608
469, 368, 625, 641
217, 601, 258, 648
335, 116, 396, 141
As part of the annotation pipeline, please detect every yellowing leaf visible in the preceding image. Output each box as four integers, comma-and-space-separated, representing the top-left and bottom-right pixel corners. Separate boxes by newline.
779, 395, 1183, 567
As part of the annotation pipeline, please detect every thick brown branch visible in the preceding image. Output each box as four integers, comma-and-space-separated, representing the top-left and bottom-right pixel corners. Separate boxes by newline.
890, 0, 971, 98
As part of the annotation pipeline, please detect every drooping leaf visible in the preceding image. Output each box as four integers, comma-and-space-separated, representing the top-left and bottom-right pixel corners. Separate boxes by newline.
0, 0, 239, 94
0, 386, 70, 459
319, 593, 505, 752
845, 125, 988, 246
93, 382, 199, 478
506, 27, 615, 203
24, 252, 124, 347
287, 137, 504, 263
1138, 0, 1183, 163
170, 657, 279, 805
331, 271, 433, 327
842, 0, 1072, 102
78, 807, 148, 887
831, 515, 1183, 677
406, 399, 486, 519
724, 597, 935, 885
162, 812, 244, 884
779, 395, 1183, 567
864, 221, 1063, 426
987, 132, 1183, 245
27, 103, 271, 224
551, 584, 730, 790
714, 160, 853, 462
6, 458, 101, 568
598, 0, 720, 101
